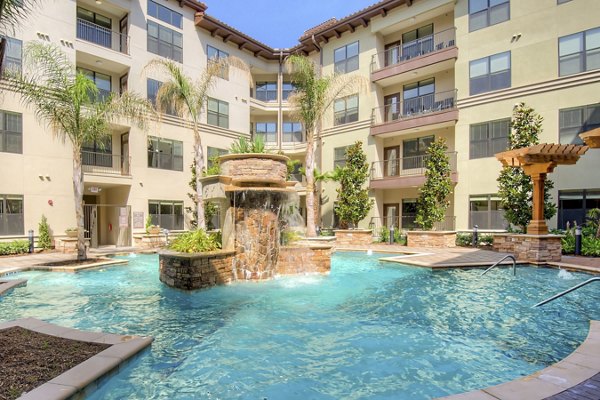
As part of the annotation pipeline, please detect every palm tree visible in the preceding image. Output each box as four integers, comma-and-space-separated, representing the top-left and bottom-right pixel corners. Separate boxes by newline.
7, 42, 153, 260
145, 56, 249, 230
286, 54, 368, 237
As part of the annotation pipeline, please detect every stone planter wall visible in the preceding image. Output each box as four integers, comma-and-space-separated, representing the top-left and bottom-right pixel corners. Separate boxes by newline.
159, 250, 235, 290
407, 231, 457, 248
219, 153, 288, 185
493, 233, 562, 263
334, 229, 373, 246
55, 237, 90, 253
277, 244, 333, 275
133, 234, 166, 249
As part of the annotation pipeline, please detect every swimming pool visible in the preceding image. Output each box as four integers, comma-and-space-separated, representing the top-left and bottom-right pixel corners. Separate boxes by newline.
1, 252, 599, 399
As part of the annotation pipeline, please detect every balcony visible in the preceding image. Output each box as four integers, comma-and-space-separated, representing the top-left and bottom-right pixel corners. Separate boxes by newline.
369, 216, 456, 232
371, 28, 457, 87
369, 152, 458, 189
82, 151, 131, 177
77, 18, 129, 55
371, 89, 458, 137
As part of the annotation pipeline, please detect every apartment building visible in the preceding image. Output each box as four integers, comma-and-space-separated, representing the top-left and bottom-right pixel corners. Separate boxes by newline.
0, 0, 598, 247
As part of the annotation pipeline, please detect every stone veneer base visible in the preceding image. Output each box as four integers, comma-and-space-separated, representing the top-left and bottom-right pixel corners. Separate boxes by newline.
159, 244, 333, 290
0, 317, 152, 400
407, 231, 457, 248
493, 233, 563, 263
334, 230, 373, 246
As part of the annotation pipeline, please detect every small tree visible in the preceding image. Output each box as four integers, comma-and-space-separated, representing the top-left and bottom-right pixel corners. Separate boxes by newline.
38, 214, 52, 249
186, 160, 219, 229
415, 138, 453, 230
497, 103, 557, 232
334, 141, 373, 228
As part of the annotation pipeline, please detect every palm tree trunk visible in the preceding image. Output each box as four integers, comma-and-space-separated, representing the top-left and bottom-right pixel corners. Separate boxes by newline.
72, 146, 86, 261
305, 130, 316, 237
194, 129, 206, 230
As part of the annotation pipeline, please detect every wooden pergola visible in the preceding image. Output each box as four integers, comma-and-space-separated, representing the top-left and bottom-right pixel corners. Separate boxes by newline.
580, 127, 600, 148
496, 143, 589, 235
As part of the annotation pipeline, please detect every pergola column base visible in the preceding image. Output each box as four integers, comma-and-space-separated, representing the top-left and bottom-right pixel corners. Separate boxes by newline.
527, 220, 549, 235
493, 233, 563, 263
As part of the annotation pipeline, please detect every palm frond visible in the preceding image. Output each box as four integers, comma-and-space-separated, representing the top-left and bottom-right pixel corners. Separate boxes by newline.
0, 0, 41, 35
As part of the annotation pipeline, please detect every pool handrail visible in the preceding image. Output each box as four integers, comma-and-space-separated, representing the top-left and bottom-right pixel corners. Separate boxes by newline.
481, 255, 516, 277
533, 277, 600, 308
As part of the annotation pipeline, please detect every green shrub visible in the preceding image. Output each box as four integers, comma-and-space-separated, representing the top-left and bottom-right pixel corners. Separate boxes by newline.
229, 136, 268, 154
456, 232, 494, 247
38, 214, 52, 249
168, 229, 221, 253
0, 240, 30, 255
379, 226, 390, 243
378, 226, 406, 245
582, 236, 600, 257
281, 230, 301, 245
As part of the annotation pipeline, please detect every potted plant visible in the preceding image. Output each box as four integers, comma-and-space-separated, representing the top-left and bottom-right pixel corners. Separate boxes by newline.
65, 227, 78, 238
146, 215, 161, 235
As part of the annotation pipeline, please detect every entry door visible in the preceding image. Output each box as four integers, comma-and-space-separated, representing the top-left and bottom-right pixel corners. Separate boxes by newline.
384, 146, 399, 177
121, 133, 129, 175
119, 15, 128, 53
402, 199, 418, 230
384, 93, 401, 122
383, 203, 400, 228
83, 204, 98, 248
385, 41, 401, 66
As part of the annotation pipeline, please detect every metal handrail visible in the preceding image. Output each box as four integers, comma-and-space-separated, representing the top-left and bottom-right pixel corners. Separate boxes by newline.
370, 27, 456, 72
370, 151, 457, 180
533, 277, 600, 308
481, 255, 516, 276
76, 18, 130, 55
371, 89, 457, 126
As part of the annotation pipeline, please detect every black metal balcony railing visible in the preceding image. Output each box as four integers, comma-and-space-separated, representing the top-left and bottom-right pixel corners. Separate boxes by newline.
371, 27, 456, 72
370, 152, 457, 180
371, 89, 457, 125
369, 215, 456, 232
76, 18, 130, 55
82, 151, 130, 176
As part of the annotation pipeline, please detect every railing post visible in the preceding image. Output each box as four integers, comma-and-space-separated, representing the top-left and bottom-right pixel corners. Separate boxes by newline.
28, 229, 34, 253
472, 225, 478, 247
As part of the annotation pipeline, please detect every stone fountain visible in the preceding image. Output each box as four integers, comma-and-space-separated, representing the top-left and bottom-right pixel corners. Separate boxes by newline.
159, 153, 332, 290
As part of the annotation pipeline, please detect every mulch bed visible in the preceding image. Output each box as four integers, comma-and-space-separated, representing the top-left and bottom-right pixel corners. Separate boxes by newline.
0, 326, 110, 400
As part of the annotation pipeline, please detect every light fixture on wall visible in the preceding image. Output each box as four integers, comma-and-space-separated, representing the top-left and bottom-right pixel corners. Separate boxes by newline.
95, 0, 102, 4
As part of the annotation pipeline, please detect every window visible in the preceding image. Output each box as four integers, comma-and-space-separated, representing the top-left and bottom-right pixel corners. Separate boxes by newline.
207, 146, 227, 170
0, 195, 23, 235
400, 24, 434, 61
334, 41, 359, 74
76, 7, 112, 48
147, 78, 176, 115
334, 95, 359, 125
469, 0, 510, 32
559, 103, 600, 144
403, 136, 434, 169
334, 146, 349, 168
78, 68, 112, 101
254, 122, 277, 143
557, 0, 572, 4
469, 118, 510, 159
558, 190, 600, 229
82, 137, 112, 167
207, 98, 229, 129
147, 20, 182, 62
282, 82, 296, 101
147, 136, 183, 171
148, 0, 182, 29
403, 78, 435, 115
470, 51, 511, 95
0, 111, 22, 154
469, 195, 507, 229
207, 45, 229, 79
559, 27, 600, 76
2, 37, 21, 75
283, 122, 303, 143
254, 82, 277, 102
149, 200, 184, 230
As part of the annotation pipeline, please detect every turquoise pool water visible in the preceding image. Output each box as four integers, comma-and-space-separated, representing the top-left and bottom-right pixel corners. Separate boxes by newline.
1, 252, 599, 399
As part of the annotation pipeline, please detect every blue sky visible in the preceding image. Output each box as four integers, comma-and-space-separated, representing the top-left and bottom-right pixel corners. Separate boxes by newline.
203, 0, 378, 49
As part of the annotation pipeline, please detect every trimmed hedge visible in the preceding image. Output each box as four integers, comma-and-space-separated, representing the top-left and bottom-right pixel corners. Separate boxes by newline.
0, 240, 30, 256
